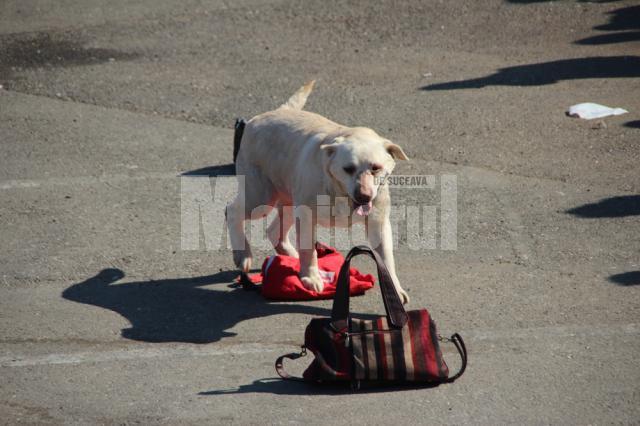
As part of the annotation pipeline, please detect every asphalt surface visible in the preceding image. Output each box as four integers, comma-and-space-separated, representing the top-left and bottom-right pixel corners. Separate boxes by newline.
1, 0, 639, 424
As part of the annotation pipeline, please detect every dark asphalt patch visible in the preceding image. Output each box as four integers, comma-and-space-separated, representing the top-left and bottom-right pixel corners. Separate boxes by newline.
0, 32, 138, 83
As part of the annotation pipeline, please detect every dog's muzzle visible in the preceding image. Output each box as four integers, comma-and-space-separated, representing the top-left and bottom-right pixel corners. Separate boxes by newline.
352, 199, 373, 216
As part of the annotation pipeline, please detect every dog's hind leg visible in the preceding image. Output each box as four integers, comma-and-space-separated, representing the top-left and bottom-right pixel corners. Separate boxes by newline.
226, 169, 277, 272
226, 195, 252, 272
267, 203, 299, 258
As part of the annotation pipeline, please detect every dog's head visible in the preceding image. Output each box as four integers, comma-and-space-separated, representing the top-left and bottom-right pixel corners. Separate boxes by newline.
321, 127, 408, 216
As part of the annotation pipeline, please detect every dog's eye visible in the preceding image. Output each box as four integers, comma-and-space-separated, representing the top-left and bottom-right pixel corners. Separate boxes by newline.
343, 165, 356, 175
371, 164, 383, 173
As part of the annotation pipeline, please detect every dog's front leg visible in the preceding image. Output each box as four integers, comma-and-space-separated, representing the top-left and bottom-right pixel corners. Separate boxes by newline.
267, 204, 299, 258
367, 212, 410, 304
295, 205, 324, 292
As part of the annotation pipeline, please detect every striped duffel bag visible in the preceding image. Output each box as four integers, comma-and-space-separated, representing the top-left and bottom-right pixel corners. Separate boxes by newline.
275, 245, 467, 388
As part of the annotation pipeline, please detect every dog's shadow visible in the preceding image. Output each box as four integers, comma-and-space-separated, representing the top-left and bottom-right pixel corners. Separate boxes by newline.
62, 268, 331, 343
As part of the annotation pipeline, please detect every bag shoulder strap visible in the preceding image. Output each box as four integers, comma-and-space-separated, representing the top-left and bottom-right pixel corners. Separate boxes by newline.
331, 245, 408, 329
275, 347, 307, 382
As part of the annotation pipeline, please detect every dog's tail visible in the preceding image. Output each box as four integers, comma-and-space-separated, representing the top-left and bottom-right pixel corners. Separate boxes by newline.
281, 80, 316, 110
233, 118, 246, 163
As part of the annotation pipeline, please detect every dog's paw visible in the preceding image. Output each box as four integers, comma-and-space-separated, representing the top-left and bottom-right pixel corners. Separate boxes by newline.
397, 287, 410, 305
233, 249, 252, 272
274, 241, 299, 259
300, 273, 325, 293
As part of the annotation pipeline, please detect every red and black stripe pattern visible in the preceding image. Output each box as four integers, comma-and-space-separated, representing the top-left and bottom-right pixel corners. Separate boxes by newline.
296, 245, 462, 385
350, 309, 448, 382
302, 309, 449, 383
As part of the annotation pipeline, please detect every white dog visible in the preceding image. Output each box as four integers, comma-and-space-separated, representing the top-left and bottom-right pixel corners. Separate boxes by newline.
227, 81, 410, 303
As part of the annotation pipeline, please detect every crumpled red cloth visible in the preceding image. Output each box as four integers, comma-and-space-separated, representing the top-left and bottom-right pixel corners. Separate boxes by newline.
245, 244, 375, 300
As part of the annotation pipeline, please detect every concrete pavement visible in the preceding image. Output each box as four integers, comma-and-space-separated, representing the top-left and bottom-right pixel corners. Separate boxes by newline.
1, 0, 639, 424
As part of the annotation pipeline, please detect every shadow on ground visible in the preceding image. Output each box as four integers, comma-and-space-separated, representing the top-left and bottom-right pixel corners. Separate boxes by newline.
422, 56, 640, 90
608, 271, 640, 286
575, 5, 640, 45
594, 5, 640, 31
0, 32, 138, 81
623, 120, 640, 129
199, 377, 440, 396
181, 163, 235, 176
507, 0, 619, 3
577, 31, 640, 45
565, 195, 640, 218
62, 269, 330, 343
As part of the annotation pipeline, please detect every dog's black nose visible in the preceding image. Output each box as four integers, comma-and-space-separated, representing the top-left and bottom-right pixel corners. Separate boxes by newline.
353, 191, 373, 204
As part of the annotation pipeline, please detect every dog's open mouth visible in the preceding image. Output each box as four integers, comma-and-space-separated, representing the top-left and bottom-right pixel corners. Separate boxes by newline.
354, 201, 373, 216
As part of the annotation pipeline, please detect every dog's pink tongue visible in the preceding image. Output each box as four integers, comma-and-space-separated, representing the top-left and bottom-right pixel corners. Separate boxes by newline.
356, 201, 373, 216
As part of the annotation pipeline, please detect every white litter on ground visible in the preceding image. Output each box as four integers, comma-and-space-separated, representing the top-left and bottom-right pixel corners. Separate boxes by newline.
567, 103, 628, 120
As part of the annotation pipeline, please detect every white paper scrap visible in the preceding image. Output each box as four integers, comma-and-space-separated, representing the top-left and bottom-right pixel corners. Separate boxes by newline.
567, 103, 628, 120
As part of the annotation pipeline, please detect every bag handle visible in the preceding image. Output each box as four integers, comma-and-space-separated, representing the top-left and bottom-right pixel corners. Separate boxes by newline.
443, 333, 468, 382
331, 245, 408, 330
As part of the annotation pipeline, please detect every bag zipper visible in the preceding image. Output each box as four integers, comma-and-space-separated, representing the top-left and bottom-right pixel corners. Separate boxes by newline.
344, 329, 402, 337
341, 328, 402, 347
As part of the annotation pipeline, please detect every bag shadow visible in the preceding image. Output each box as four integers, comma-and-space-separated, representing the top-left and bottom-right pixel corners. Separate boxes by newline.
198, 377, 441, 396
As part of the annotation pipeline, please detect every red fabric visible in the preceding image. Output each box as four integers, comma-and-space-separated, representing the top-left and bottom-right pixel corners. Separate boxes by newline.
247, 244, 375, 301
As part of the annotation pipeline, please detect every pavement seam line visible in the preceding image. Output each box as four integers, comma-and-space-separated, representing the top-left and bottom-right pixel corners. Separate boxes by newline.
2, 323, 637, 368
0, 343, 283, 368
0, 172, 182, 190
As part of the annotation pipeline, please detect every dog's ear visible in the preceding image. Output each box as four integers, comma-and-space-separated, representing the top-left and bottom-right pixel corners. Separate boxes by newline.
383, 140, 409, 161
320, 136, 345, 157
